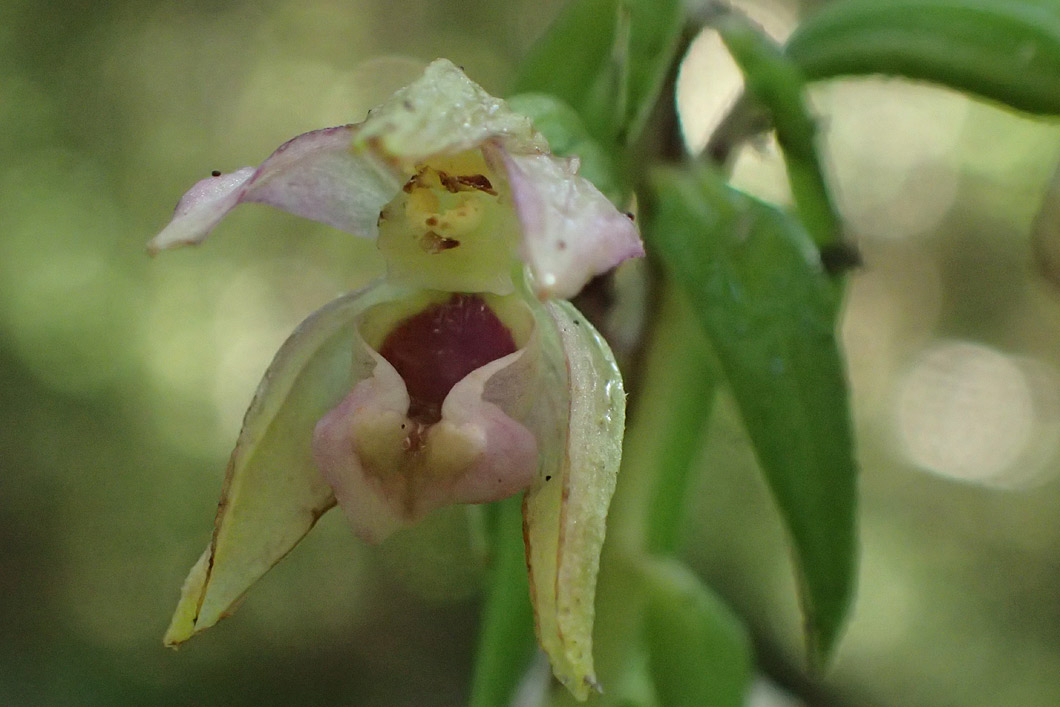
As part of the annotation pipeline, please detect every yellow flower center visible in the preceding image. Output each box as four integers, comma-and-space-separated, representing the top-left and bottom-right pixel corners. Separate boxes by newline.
376, 151, 520, 295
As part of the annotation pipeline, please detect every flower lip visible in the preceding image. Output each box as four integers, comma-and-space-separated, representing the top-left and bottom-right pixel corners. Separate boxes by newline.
377, 293, 518, 424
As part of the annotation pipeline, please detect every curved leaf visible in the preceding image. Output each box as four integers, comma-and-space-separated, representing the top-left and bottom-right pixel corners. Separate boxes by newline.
649, 166, 858, 666
642, 558, 752, 707
787, 0, 1060, 116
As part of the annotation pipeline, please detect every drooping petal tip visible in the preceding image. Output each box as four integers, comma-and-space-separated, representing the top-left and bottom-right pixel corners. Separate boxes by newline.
148, 125, 403, 254
485, 144, 644, 299
147, 167, 255, 255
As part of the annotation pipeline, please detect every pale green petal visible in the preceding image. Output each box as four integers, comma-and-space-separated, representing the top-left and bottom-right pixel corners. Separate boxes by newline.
522, 301, 625, 700
164, 283, 404, 646
356, 59, 547, 166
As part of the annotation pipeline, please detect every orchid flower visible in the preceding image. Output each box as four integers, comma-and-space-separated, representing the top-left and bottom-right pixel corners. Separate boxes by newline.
153, 59, 642, 700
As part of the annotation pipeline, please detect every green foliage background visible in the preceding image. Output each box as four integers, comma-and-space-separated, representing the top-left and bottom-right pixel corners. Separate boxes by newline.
3, 0, 1060, 705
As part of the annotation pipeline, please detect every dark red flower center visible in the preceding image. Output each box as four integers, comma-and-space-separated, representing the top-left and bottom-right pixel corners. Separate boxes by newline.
378, 294, 518, 424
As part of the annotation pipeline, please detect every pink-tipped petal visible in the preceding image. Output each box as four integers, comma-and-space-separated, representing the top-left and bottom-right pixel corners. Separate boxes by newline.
149, 126, 403, 253
148, 167, 255, 254
432, 352, 539, 507
312, 357, 411, 544
487, 145, 644, 299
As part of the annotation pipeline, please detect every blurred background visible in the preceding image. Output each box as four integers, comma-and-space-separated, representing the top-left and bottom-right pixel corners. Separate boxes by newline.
2, 0, 1059, 704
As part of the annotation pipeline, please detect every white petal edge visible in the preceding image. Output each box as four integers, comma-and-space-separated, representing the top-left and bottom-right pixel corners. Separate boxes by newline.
355, 58, 547, 166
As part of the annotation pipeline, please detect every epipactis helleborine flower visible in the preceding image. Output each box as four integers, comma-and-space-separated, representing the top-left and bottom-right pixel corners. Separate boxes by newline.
153, 59, 642, 700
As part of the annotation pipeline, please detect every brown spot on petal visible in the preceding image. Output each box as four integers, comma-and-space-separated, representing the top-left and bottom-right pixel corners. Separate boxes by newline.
211, 170, 222, 177
437, 170, 497, 195
456, 173, 496, 195
420, 231, 461, 254
402, 168, 426, 193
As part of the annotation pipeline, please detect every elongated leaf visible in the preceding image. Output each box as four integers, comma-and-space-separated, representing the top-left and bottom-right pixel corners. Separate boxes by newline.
786, 0, 1060, 116
649, 166, 858, 665
715, 12, 840, 248
642, 558, 752, 707
512, 0, 683, 146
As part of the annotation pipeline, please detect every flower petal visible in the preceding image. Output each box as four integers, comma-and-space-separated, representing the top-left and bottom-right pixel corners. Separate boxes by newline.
431, 350, 539, 506
487, 145, 645, 299
356, 59, 547, 167
164, 283, 403, 646
313, 305, 540, 543
311, 353, 412, 544
522, 301, 626, 700
148, 126, 403, 253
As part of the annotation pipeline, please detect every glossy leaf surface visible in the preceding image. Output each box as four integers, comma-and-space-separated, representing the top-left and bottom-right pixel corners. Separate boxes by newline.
650, 166, 858, 664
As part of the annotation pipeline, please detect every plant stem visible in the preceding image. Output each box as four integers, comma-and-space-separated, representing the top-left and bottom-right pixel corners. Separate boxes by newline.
468, 494, 536, 707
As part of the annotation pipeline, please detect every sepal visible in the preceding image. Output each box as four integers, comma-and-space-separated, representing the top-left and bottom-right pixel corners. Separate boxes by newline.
522, 301, 626, 700
164, 284, 402, 646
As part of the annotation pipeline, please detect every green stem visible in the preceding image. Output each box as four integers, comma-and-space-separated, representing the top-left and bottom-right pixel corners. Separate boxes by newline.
468, 495, 536, 707
715, 12, 842, 248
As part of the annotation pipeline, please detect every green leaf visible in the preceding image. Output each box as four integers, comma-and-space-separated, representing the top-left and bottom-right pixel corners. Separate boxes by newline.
642, 558, 752, 707
641, 287, 720, 557
649, 166, 858, 665
1032, 158, 1060, 287
507, 92, 626, 204
714, 12, 841, 248
512, 0, 684, 146
786, 0, 1060, 116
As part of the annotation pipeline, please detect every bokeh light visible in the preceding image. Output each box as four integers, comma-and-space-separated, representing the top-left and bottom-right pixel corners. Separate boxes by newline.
895, 340, 1058, 488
